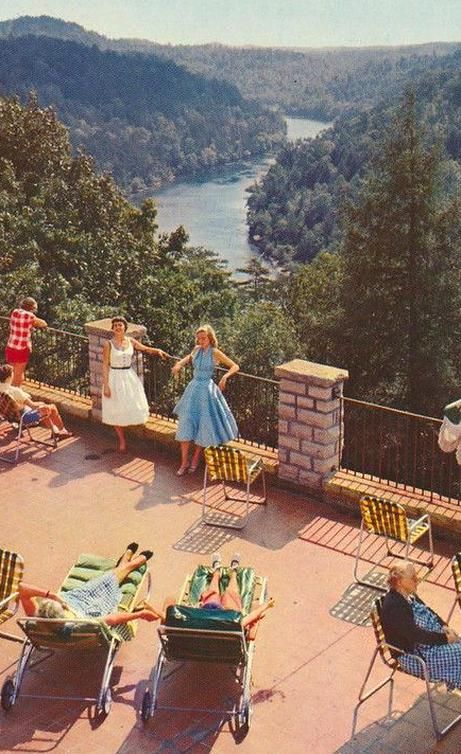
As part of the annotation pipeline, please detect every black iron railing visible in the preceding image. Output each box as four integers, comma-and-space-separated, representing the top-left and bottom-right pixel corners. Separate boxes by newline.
341, 396, 461, 504
141, 351, 279, 451
0, 316, 90, 398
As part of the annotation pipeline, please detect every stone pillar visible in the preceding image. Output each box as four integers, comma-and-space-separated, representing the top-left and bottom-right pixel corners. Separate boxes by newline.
274, 359, 349, 494
84, 318, 147, 421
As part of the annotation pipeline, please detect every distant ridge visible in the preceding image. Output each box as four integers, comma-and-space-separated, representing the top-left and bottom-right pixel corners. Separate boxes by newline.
0, 30, 284, 191
1, 15, 459, 118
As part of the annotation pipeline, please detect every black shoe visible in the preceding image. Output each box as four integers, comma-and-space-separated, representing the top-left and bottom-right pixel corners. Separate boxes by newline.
139, 550, 154, 562
116, 542, 139, 566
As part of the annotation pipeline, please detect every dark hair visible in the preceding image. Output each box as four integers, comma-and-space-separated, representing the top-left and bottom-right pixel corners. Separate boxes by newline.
0, 364, 13, 383
20, 297, 38, 312
111, 316, 128, 331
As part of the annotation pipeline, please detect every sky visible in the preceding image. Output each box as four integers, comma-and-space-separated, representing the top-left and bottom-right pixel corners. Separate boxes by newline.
1, 0, 461, 48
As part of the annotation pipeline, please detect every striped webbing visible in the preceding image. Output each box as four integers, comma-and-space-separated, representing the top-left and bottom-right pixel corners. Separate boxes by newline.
453, 553, 461, 599
359, 496, 408, 541
0, 393, 21, 423
204, 446, 248, 483
0, 549, 23, 610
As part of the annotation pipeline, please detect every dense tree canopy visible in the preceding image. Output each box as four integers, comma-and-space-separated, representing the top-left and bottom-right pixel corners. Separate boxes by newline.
0, 35, 285, 192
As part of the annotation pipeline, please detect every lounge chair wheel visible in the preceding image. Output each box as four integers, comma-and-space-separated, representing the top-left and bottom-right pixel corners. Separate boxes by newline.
1, 679, 15, 711
141, 690, 153, 722
101, 688, 112, 716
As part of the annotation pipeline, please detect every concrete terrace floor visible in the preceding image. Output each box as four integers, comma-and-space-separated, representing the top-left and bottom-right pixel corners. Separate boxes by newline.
2, 419, 461, 753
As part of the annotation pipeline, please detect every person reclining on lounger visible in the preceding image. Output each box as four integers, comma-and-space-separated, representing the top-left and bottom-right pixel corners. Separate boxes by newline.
381, 562, 461, 689
0, 363, 71, 439
144, 552, 274, 629
18, 544, 159, 626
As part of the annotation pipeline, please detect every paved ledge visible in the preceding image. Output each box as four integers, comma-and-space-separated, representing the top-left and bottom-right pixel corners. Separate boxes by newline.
24, 382, 279, 476
325, 468, 461, 543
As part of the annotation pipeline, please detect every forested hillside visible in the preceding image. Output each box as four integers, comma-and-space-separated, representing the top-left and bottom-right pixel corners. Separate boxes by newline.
0, 34, 284, 191
247, 49, 461, 265
0, 16, 458, 118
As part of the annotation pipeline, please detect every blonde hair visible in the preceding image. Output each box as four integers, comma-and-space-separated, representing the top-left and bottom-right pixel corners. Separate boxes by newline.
196, 324, 218, 348
37, 598, 66, 619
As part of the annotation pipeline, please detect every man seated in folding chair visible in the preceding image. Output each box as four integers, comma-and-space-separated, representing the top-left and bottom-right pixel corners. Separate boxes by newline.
0, 363, 71, 439
18, 543, 158, 626
381, 562, 461, 689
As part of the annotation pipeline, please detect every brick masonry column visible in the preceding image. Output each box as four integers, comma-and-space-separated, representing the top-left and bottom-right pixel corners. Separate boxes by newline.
84, 318, 147, 422
274, 359, 349, 494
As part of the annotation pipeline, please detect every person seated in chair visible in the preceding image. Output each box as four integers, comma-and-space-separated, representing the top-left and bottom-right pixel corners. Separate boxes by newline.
381, 562, 461, 689
18, 544, 159, 626
144, 553, 274, 629
0, 363, 71, 438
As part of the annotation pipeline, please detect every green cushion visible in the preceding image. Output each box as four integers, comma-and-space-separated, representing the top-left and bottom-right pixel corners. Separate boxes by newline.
188, 565, 256, 614
59, 552, 146, 611
166, 604, 242, 631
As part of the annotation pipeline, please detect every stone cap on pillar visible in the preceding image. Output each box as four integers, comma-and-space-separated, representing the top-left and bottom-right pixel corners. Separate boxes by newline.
84, 318, 147, 340
275, 359, 349, 387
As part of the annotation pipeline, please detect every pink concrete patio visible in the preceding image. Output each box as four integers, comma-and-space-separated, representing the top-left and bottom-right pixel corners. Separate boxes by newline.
1, 417, 461, 754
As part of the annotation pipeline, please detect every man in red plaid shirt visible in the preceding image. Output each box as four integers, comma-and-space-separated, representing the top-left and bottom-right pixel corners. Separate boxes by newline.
5, 297, 47, 386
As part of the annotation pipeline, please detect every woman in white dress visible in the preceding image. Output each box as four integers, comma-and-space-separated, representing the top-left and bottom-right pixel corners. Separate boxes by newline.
102, 316, 168, 451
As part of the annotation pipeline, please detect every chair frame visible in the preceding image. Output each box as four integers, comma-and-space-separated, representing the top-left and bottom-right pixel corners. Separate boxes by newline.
447, 553, 461, 623
0, 395, 57, 465
202, 446, 267, 530
0, 549, 25, 643
141, 571, 267, 734
354, 495, 434, 590
352, 597, 461, 741
0, 557, 151, 717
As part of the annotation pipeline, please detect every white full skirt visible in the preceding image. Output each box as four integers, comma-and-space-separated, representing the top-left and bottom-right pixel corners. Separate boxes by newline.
102, 368, 149, 426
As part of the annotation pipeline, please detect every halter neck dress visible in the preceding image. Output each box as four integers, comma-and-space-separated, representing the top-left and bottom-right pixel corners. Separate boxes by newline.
174, 346, 238, 447
102, 339, 149, 426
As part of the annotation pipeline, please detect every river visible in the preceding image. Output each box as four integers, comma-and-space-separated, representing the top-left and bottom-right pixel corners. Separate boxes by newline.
153, 117, 330, 272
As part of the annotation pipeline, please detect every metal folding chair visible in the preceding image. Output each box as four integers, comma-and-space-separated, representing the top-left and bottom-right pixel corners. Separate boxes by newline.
447, 552, 461, 623
202, 445, 267, 529
0, 552, 150, 718
0, 392, 57, 464
354, 494, 433, 589
352, 597, 461, 741
0, 549, 24, 643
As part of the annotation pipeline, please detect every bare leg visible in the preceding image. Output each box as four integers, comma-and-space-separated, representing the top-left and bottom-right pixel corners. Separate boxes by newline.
12, 361, 27, 387
114, 426, 126, 451
200, 569, 222, 605
221, 570, 243, 611
177, 440, 190, 474
38, 404, 65, 432
189, 445, 202, 470
114, 552, 149, 584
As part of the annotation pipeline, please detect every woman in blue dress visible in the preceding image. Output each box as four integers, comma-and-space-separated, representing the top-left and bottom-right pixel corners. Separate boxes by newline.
172, 325, 239, 475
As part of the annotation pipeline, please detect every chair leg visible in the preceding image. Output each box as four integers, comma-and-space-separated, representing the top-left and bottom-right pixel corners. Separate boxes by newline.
352, 647, 395, 737
353, 523, 387, 590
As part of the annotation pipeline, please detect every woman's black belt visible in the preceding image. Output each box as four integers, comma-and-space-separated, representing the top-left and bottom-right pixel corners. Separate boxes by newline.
111, 366, 131, 369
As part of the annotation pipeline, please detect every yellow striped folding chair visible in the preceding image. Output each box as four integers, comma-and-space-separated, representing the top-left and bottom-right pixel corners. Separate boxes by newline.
354, 494, 433, 589
447, 553, 461, 623
202, 445, 267, 529
0, 549, 24, 643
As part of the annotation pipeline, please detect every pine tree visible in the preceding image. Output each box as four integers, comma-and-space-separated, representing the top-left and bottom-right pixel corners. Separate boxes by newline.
338, 92, 461, 412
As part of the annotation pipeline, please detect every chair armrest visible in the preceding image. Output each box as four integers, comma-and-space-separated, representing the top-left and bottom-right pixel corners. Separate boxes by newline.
0, 592, 19, 611
408, 513, 430, 532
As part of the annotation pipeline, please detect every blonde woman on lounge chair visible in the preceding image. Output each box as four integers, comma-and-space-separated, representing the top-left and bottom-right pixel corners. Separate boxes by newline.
18, 544, 160, 626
